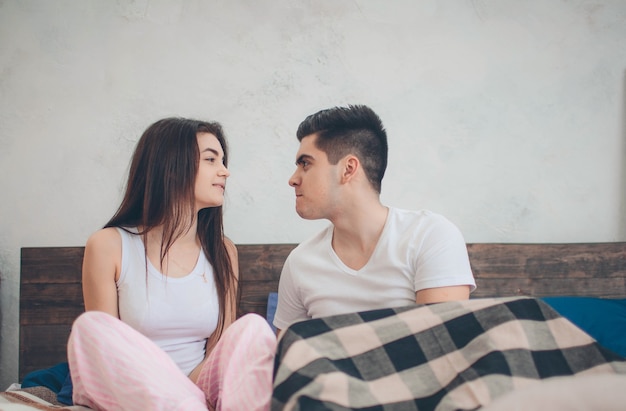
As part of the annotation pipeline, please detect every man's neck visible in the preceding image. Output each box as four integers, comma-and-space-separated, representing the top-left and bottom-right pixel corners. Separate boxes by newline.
330, 201, 389, 270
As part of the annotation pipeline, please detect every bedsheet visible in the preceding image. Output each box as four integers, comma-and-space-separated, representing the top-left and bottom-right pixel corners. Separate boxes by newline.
0, 387, 91, 410
272, 297, 626, 411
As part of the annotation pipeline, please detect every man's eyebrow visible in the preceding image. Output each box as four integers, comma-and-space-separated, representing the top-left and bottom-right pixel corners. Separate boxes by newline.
296, 154, 314, 164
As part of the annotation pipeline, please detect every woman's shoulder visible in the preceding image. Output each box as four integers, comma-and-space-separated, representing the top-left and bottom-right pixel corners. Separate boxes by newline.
85, 227, 123, 252
82, 227, 124, 285
223, 235, 238, 257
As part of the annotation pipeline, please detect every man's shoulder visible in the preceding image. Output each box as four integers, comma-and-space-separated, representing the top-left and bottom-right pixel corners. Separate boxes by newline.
385, 208, 464, 244
389, 207, 451, 226
288, 224, 333, 259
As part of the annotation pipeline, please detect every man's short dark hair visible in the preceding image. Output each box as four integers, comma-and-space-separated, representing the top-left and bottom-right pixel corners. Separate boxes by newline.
296, 105, 388, 193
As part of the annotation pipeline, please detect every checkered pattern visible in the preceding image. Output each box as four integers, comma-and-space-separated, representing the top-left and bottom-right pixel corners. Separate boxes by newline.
272, 297, 626, 411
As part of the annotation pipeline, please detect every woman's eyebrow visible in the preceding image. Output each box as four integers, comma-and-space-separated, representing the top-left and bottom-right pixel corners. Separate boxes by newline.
201, 147, 220, 156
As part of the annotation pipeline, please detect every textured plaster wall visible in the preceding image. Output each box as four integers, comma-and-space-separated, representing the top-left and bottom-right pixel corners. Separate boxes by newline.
1, 0, 625, 388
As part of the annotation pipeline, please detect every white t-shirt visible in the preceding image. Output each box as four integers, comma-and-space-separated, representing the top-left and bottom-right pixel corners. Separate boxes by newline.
116, 228, 219, 376
273, 208, 476, 331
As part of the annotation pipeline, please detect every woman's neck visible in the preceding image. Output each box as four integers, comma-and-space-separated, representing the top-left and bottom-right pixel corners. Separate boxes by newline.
144, 223, 202, 277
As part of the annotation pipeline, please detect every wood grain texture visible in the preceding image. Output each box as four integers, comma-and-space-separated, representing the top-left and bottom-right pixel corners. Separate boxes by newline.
18, 242, 626, 379
19, 247, 85, 378
236, 244, 297, 318
468, 243, 626, 298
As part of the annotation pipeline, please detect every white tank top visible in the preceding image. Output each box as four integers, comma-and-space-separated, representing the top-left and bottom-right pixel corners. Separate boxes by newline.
115, 227, 219, 376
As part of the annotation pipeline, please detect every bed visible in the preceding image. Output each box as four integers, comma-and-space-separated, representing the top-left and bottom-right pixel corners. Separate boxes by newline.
5, 242, 626, 410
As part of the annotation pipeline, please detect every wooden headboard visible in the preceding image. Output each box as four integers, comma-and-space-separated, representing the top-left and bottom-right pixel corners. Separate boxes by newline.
19, 242, 626, 379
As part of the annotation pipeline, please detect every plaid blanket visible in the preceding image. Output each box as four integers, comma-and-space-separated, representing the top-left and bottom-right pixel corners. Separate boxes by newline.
272, 297, 626, 411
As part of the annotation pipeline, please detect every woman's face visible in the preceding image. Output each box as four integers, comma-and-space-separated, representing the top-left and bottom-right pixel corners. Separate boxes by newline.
194, 132, 230, 210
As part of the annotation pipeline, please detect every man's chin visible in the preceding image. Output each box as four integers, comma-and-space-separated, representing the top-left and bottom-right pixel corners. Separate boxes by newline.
295, 208, 320, 220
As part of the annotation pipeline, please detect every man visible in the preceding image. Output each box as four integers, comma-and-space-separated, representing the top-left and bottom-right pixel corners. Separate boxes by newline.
273, 104, 475, 333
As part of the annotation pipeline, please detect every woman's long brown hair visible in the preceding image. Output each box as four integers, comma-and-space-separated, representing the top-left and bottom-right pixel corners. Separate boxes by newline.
105, 117, 237, 341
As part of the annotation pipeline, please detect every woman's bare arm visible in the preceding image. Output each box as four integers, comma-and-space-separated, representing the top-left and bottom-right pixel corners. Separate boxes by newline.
82, 227, 122, 317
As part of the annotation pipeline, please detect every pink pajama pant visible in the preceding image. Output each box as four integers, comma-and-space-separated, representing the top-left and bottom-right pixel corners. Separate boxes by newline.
67, 311, 276, 411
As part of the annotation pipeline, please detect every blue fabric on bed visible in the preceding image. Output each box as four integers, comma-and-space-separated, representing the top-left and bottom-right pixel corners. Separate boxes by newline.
541, 296, 626, 358
21, 362, 73, 404
56, 371, 73, 405
21, 361, 69, 392
267, 292, 278, 333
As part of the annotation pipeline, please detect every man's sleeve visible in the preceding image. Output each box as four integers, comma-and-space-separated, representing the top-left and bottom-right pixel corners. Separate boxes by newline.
413, 215, 476, 292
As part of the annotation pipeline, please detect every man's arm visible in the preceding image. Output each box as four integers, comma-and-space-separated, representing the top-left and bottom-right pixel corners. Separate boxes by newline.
415, 285, 470, 304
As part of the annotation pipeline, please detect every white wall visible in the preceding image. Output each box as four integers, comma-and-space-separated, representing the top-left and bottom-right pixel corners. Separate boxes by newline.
1, 0, 625, 388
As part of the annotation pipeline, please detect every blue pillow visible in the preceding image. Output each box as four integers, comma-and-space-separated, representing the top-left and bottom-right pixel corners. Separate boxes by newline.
267, 292, 278, 333
541, 296, 626, 358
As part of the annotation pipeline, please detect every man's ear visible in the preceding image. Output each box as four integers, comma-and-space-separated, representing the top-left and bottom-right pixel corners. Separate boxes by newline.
341, 155, 359, 183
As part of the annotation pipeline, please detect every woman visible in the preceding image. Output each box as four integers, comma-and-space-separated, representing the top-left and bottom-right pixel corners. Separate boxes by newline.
67, 118, 275, 411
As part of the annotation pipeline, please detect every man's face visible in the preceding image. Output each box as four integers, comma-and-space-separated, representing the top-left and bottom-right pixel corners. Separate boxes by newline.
288, 134, 340, 220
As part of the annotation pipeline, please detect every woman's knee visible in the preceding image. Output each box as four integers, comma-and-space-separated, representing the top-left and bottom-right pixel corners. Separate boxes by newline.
69, 311, 124, 348
223, 313, 275, 345
71, 311, 100, 336
235, 313, 274, 334
72, 310, 109, 328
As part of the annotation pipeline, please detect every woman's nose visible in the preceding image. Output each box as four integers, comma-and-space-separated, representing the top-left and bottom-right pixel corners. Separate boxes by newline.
220, 165, 230, 177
